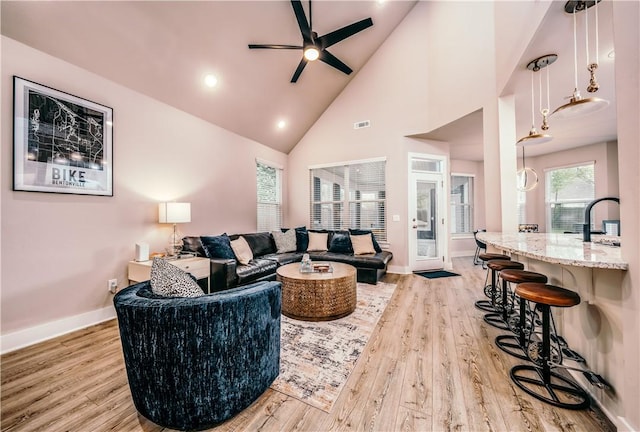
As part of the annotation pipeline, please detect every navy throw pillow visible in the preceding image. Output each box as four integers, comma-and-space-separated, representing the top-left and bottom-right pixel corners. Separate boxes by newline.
281, 226, 309, 252
200, 234, 236, 259
348, 229, 382, 253
328, 230, 353, 254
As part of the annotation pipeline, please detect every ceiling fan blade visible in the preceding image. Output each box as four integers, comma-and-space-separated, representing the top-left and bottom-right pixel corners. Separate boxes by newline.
291, 0, 312, 42
319, 50, 352, 75
291, 58, 308, 83
318, 18, 373, 49
248, 44, 303, 49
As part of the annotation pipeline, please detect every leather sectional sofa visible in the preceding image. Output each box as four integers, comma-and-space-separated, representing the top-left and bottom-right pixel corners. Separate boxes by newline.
182, 229, 393, 290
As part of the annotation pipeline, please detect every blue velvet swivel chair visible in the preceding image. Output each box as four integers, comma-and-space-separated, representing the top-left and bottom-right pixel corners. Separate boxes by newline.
114, 280, 281, 431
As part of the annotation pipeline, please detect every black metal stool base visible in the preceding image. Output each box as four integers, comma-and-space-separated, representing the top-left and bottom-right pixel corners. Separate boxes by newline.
496, 334, 529, 361
475, 299, 497, 313
484, 312, 511, 330
510, 364, 590, 410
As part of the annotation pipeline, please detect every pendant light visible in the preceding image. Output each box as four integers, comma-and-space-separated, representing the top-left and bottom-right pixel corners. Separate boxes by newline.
552, 1, 609, 119
516, 54, 555, 191
516, 55, 556, 146
517, 146, 539, 192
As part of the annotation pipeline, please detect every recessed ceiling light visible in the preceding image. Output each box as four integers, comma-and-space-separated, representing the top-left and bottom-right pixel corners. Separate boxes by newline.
277, 120, 286, 129
204, 74, 218, 88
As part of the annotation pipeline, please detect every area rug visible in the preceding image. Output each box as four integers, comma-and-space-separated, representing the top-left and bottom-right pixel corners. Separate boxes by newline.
270, 281, 396, 413
414, 270, 461, 279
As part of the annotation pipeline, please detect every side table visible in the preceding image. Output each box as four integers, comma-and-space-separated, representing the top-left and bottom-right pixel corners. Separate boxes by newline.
128, 257, 211, 293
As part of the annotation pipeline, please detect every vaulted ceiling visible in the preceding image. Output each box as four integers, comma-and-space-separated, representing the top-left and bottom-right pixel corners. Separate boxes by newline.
2, 1, 618, 161
1, 1, 416, 154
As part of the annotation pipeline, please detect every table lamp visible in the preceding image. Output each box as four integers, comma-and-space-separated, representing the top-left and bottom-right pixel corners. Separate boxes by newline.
158, 202, 191, 256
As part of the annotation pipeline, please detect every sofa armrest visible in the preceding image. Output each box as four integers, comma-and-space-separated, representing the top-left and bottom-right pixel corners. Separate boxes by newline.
209, 258, 238, 291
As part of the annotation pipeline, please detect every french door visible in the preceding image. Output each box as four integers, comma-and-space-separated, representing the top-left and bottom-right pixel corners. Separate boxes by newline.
408, 155, 447, 271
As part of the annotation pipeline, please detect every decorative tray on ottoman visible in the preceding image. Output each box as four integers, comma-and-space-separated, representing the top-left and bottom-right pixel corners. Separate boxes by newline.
300, 263, 334, 274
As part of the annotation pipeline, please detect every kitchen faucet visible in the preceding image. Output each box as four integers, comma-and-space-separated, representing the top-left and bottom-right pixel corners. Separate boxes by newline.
583, 197, 620, 242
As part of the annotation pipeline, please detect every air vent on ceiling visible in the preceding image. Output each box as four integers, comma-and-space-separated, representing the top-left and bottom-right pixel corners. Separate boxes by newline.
354, 120, 371, 130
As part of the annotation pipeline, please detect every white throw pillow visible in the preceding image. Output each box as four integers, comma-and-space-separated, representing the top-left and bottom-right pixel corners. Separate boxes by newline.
230, 236, 253, 265
272, 229, 297, 253
150, 257, 204, 297
351, 233, 376, 255
307, 232, 328, 252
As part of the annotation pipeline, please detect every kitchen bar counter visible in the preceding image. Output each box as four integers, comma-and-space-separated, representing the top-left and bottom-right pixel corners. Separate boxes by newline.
476, 231, 627, 425
476, 232, 627, 270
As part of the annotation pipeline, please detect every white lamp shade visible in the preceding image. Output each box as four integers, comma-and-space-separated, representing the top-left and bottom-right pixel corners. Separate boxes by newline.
158, 202, 191, 224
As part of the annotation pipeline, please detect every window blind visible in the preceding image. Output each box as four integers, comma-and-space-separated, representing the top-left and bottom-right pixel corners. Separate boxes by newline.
310, 160, 386, 241
257, 161, 282, 232
450, 175, 474, 234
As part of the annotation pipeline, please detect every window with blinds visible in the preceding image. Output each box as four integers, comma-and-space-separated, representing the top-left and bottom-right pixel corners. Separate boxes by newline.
545, 163, 595, 233
310, 159, 386, 241
517, 188, 527, 225
257, 161, 282, 232
450, 175, 473, 235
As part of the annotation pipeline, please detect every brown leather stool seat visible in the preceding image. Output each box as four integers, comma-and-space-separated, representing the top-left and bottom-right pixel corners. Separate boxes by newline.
476, 260, 524, 314
478, 253, 511, 262
509, 283, 588, 410
487, 260, 524, 272
500, 270, 548, 284
516, 283, 580, 307
494, 270, 548, 360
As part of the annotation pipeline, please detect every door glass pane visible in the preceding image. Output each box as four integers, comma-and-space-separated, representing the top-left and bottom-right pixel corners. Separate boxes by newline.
416, 180, 437, 258
411, 159, 442, 172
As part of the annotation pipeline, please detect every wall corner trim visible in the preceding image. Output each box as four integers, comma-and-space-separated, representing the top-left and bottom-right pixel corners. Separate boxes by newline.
1, 306, 116, 354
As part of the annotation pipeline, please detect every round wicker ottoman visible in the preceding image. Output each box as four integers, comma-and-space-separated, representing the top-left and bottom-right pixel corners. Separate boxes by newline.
276, 262, 357, 321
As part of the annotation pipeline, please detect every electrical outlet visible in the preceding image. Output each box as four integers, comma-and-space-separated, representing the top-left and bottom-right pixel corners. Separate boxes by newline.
108, 279, 118, 294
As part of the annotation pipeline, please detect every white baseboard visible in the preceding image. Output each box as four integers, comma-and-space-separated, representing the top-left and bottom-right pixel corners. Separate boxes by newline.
451, 250, 475, 258
566, 369, 638, 432
387, 265, 411, 274
1, 306, 116, 354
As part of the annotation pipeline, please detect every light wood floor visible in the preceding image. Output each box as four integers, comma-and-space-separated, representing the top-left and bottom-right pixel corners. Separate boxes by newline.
1, 258, 615, 432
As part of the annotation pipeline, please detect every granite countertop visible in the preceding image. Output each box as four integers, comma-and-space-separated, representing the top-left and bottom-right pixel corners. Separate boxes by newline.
477, 232, 628, 270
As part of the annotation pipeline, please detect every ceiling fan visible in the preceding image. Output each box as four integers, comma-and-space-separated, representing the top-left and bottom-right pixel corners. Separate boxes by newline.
248, 0, 373, 83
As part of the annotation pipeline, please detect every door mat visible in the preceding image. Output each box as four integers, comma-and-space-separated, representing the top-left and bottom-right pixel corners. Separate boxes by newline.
414, 270, 461, 279
271, 281, 396, 413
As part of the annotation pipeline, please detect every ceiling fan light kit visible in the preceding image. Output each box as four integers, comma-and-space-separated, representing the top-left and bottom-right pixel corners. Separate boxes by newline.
248, 0, 373, 83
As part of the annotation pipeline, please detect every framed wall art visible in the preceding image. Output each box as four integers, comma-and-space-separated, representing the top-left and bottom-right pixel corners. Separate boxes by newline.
13, 76, 113, 196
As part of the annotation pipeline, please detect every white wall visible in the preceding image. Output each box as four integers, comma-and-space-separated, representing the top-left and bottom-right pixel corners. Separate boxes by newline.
1, 37, 287, 344
288, 1, 498, 271
611, 1, 640, 429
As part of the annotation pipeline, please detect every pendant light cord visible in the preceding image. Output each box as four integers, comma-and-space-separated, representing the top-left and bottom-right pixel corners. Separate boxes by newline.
538, 70, 543, 115
546, 66, 551, 110
572, 7, 579, 90
585, 2, 590, 66
530, 70, 535, 127
584, 3, 600, 68
596, 0, 600, 64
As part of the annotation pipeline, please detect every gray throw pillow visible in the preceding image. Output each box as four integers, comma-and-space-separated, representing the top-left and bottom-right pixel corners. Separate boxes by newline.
150, 257, 204, 298
272, 229, 297, 253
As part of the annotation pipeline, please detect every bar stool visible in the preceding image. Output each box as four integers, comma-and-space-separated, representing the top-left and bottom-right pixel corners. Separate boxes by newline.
472, 230, 486, 266
494, 270, 548, 360
475, 253, 511, 313
510, 283, 589, 410
481, 260, 524, 329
